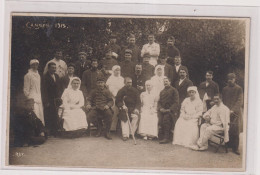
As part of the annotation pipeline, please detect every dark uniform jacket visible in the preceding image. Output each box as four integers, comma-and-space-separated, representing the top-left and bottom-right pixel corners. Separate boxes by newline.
166, 46, 180, 66
74, 60, 91, 79
105, 43, 121, 55
160, 63, 174, 83
81, 68, 105, 97
42, 72, 62, 106
86, 88, 114, 111
120, 60, 136, 78
116, 86, 141, 122
198, 80, 219, 100
158, 86, 179, 113
132, 73, 146, 94
174, 78, 193, 104
60, 75, 75, 93
121, 45, 141, 63
142, 63, 154, 81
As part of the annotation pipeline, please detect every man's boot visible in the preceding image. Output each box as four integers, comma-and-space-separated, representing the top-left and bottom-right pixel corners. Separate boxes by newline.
104, 132, 112, 140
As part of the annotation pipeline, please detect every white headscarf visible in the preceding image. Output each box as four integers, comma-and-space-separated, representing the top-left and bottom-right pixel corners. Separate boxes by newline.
112, 65, 121, 77
67, 77, 81, 90
154, 65, 165, 77
30, 59, 39, 65
106, 65, 124, 97
187, 86, 200, 101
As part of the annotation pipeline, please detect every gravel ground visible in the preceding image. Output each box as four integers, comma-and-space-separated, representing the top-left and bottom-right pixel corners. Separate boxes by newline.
8, 132, 243, 171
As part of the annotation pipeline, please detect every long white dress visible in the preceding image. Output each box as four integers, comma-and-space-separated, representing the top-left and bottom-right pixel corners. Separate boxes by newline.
106, 74, 124, 131
23, 69, 45, 125
138, 91, 159, 137
150, 75, 167, 96
61, 88, 88, 131
172, 97, 203, 148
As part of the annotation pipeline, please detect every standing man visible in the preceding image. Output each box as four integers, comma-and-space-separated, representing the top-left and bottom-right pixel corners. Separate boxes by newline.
142, 53, 155, 81
42, 62, 62, 137
132, 64, 146, 94
158, 54, 174, 82
165, 36, 180, 66
74, 51, 91, 79
141, 34, 160, 67
86, 76, 114, 140
121, 34, 141, 63
116, 77, 141, 141
174, 68, 193, 105
172, 56, 189, 85
100, 49, 118, 79
120, 49, 135, 78
81, 59, 105, 97
43, 49, 67, 78
157, 77, 179, 144
60, 63, 76, 93
222, 73, 243, 155
198, 71, 219, 112
104, 34, 121, 57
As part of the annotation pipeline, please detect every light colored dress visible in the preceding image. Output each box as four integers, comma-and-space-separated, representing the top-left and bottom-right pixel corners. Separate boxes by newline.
106, 71, 124, 131
61, 86, 88, 131
138, 91, 159, 137
173, 97, 203, 148
23, 69, 45, 125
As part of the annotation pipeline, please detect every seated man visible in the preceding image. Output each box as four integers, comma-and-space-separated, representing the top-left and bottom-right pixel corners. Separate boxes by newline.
14, 98, 46, 147
116, 77, 141, 141
192, 94, 230, 151
86, 76, 114, 140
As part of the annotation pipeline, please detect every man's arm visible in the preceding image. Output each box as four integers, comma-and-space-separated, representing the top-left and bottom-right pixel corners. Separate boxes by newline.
80, 71, 88, 97
106, 90, 114, 108
220, 106, 230, 142
232, 87, 243, 113
169, 88, 179, 112
115, 88, 125, 108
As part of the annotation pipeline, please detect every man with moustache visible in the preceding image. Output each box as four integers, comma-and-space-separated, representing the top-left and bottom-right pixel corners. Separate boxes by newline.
171, 56, 189, 85
165, 36, 180, 66
157, 77, 179, 144
132, 64, 146, 94
141, 53, 155, 81
222, 73, 243, 155
119, 49, 136, 78
158, 54, 174, 82
121, 34, 141, 63
74, 51, 91, 79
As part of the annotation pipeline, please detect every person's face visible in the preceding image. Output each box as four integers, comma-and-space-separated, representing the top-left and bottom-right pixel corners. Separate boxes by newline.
206, 73, 213, 81
125, 79, 132, 88
25, 101, 34, 111
174, 57, 181, 66
49, 64, 56, 74
30, 63, 39, 70
160, 58, 167, 64
189, 90, 196, 99
228, 78, 236, 86
167, 39, 174, 46
114, 68, 120, 76
125, 53, 132, 61
71, 79, 80, 90
105, 51, 112, 59
163, 78, 170, 87
157, 68, 163, 76
179, 70, 187, 79
97, 81, 105, 89
146, 83, 153, 92
110, 38, 116, 44
148, 35, 154, 43
55, 51, 63, 59
143, 57, 150, 63
91, 61, 98, 68
129, 38, 135, 45
79, 54, 87, 62
213, 96, 221, 105
68, 66, 75, 75
135, 65, 142, 74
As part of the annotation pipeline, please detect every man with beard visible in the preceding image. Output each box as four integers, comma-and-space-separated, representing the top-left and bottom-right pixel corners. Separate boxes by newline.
43, 49, 67, 78
174, 68, 193, 105
81, 59, 105, 97
119, 49, 135, 78
42, 62, 62, 136
86, 76, 114, 140
165, 36, 180, 67
222, 73, 243, 155
132, 64, 146, 94
116, 77, 141, 141
157, 77, 179, 144
121, 34, 141, 63
198, 71, 219, 112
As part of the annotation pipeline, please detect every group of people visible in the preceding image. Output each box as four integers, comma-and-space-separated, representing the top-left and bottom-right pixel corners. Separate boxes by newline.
15, 33, 243, 155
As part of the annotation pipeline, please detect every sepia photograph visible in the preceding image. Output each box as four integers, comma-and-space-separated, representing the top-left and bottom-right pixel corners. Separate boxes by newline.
6, 13, 249, 171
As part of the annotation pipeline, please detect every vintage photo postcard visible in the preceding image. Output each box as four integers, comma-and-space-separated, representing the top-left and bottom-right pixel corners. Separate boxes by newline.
6, 13, 249, 172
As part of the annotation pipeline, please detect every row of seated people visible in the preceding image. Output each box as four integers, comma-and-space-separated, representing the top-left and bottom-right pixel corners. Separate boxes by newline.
21, 56, 243, 155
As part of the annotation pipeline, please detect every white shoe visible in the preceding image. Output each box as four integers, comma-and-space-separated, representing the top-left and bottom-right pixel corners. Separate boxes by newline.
190, 145, 199, 151
143, 136, 147, 140
199, 146, 208, 151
